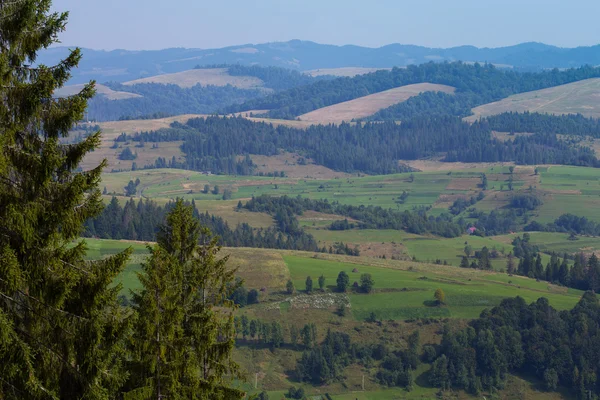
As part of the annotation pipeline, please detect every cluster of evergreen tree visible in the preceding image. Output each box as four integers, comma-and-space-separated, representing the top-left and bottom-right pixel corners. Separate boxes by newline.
485, 111, 600, 137
87, 82, 265, 121
0, 5, 243, 397
233, 317, 322, 351
233, 316, 286, 348
244, 195, 464, 238
525, 213, 600, 236
132, 115, 600, 175
83, 197, 322, 252
431, 293, 600, 398
226, 64, 329, 91
228, 62, 600, 119
296, 329, 418, 391
369, 91, 473, 120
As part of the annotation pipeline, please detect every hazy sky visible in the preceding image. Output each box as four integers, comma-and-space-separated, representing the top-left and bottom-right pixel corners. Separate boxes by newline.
51, 0, 600, 50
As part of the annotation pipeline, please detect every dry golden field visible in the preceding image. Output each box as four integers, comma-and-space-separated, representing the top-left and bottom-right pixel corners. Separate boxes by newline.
298, 83, 455, 124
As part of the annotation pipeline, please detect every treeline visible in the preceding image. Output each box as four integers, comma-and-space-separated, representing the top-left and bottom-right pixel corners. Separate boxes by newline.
369, 91, 473, 120
431, 293, 600, 398
297, 330, 419, 391
244, 195, 464, 238
226, 64, 329, 91
86, 83, 265, 121
137, 115, 600, 175
525, 213, 600, 236
83, 197, 321, 252
194, 64, 331, 91
509, 234, 600, 293
227, 62, 600, 119
486, 111, 600, 137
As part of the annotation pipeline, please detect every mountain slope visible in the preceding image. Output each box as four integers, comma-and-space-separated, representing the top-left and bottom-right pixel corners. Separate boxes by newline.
298, 83, 455, 124
40, 41, 600, 85
123, 68, 269, 90
466, 78, 600, 121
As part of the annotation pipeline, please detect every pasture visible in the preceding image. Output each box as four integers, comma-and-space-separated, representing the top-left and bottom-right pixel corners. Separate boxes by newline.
55, 83, 142, 100
82, 238, 580, 320
466, 77, 600, 121
283, 254, 580, 320
303, 67, 392, 77
297, 83, 456, 124
123, 68, 269, 90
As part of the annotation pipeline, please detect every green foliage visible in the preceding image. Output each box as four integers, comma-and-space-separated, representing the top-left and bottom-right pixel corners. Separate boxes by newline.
318, 274, 326, 291
337, 271, 350, 292
432, 294, 600, 397
286, 279, 295, 295
119, 146, 137, 160
305, 276, 313, 293
230, 62, 600, 119
126, 200, 242, 399
0, 2, 132, 397
360, 273, 375, 293
434, 288, 446, 304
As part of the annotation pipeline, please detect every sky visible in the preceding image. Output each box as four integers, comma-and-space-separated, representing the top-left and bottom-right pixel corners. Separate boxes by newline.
51, 0, 600, 50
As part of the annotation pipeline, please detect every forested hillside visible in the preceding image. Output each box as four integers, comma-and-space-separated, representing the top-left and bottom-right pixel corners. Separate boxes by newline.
130, 115, 600, 175
78, 65, 329, 121
229, 63, 600, 119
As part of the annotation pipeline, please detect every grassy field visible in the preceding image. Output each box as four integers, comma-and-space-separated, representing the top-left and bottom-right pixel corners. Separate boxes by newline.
83, 237, 578, 399
78, 115, 203, 171
536, 165, 600, 222
303, 67, 392, 77
494, 231, 600, 256
466, 78, 600, 121
283, 254, 580, 320
123, 68, 269, 90
83, 238, 581, 319
55, 83, 142, 100
298, 83, 455, 124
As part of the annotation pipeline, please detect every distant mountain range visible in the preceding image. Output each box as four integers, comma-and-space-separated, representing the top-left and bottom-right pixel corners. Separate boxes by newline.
39, 40, 600, 85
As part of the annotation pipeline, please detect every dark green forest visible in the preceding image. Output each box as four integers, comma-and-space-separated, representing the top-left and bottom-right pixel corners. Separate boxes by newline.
130, 115, 600, 175
431, 293, 600, 398
227, 62, 600, 119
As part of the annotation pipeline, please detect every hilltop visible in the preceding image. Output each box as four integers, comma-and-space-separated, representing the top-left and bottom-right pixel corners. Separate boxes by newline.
39, 41, 600, 85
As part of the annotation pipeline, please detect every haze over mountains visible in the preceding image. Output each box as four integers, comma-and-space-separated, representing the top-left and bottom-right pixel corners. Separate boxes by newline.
42, 40, 600, 85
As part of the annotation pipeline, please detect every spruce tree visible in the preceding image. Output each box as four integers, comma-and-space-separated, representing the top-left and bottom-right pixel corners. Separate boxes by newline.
0, 1, 132, 398
127, 200, 243, 399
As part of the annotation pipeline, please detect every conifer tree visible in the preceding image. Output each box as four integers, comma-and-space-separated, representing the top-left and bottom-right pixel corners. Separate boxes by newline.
0, 1, 132, 398
127, 200, 243, 399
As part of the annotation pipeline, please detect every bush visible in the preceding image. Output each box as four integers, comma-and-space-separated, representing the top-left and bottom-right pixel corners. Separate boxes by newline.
360, 273, 374, 293
247, 289, 259, 304
337, 271, 350, 292
422, 345, 437, 362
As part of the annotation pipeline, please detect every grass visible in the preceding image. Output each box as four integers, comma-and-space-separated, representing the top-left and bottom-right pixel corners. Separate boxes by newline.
123, 68, 268, 90
466, 77, 600, 120
494, 231, 600, 255
283, 254, 582, 320
298, 83, 455, 124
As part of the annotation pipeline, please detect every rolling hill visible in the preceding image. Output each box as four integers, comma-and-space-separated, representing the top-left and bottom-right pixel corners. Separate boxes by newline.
39, 41, 600, 85
466, 78, 600, 121
304, 67, 391, 77
123, 68, 269, 90
298, 83, 455, 124
54, 83, 142, 100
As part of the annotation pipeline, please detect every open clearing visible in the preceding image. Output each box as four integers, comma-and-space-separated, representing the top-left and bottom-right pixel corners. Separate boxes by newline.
250, 152, 351, 179
78, 115, 202, 171
303, 67, 392, 77
123, 68, 269, 90
84, 238, 581, 320
466, 78, 600, 121
55, 83, 142, 100
298, 83, 456, 124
